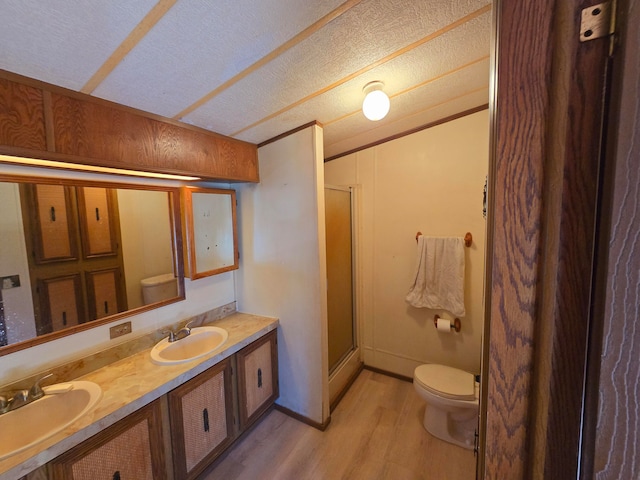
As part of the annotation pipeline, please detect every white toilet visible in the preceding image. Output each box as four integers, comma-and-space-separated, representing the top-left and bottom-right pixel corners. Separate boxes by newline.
140, 273, 178, 305
413, 364, 479, 449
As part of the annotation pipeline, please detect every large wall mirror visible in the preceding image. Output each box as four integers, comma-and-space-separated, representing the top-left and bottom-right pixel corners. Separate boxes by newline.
0, 173, 185, 356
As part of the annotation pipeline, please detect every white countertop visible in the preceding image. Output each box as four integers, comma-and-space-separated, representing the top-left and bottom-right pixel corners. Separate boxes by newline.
0, 312, 278, 480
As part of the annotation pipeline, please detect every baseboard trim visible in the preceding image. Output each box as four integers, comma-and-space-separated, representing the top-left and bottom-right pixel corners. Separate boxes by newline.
274, 404, 331, 431
363, 365, 413, 383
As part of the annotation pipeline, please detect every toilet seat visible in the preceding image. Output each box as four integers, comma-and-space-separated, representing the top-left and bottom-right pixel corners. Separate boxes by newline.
414, 364, 476, 401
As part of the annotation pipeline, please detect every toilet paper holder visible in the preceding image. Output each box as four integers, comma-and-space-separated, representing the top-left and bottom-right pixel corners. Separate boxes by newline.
434, 314, 461, 332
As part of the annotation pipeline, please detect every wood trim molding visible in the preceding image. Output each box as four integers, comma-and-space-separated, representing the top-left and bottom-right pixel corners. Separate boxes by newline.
231, 5, 492, 138
257, 121, 322, 148
482, 0, 555, 477
174, 0, 363, 120
324, 104, 488, 162
81, 0, 177, 94
483, 0, 614, 478
274, 404, 332, 432
362, 365, 412, 383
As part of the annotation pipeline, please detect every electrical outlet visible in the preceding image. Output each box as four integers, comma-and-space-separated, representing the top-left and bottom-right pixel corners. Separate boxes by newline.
1, 275, 20, 290
109, 321, 132, 339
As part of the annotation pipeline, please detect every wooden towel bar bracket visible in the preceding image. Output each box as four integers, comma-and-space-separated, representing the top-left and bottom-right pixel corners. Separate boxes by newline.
415, 231, 473, 247
434, 314, 462, 332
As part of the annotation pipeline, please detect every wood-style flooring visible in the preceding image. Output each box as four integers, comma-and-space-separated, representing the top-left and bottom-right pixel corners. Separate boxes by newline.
203, 369, 476, 479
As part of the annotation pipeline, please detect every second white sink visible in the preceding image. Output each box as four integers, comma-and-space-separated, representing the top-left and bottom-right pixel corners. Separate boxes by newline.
150, 326, 228, 365
0, 381, 102, 460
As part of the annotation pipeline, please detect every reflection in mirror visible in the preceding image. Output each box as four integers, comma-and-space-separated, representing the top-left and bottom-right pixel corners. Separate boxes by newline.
182, 187, 238, 280
0, 175, 185, 355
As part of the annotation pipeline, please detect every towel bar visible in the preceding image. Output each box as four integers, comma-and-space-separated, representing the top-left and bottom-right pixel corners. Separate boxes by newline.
415, 231, 473, 247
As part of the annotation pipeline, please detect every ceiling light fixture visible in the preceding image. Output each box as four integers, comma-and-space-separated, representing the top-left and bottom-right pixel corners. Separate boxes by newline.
362, 81, 390, 121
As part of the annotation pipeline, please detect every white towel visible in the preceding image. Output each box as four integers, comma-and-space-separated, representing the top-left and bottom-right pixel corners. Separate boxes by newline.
405, 236, 466, 317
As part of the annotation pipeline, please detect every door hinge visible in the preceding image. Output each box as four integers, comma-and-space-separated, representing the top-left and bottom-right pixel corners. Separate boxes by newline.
580, 2, 614, 42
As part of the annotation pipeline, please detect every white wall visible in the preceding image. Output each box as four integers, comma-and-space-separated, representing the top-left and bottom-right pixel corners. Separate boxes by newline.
0, 182, 36, 344
325, 111, 489, 377
235, 125, 329, 424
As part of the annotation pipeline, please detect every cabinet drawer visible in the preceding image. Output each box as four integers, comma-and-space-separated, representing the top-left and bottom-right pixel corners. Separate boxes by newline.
237, 330, 279, 429
49, 400, 166, 480
168, 358, 234, 480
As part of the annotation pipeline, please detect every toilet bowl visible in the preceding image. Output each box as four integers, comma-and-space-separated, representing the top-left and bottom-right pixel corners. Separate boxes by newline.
413, 364, 479, 449
140, 273, 178, 305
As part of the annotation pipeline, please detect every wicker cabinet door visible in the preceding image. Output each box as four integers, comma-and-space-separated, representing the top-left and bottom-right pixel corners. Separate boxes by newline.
31, 184, 78, 263
37, 274, 84, 334
49, 400, 166, 480
86, 268, 123, 320
237, 330, 279, 429
168, 358, 234, 480
77, 187, 117, 258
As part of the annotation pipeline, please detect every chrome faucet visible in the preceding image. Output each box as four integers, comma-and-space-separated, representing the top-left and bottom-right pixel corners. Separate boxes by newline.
0, 373, 54, 415
161, 321, 193, 343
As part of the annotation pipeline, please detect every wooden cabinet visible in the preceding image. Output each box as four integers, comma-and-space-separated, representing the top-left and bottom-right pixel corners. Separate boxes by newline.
0, 72, 259, 182
31, 184, 78, 263
0, 77, 46, 150
45, 330, 278, 479
237, 330, 279, 429
168, 358, 235, 480
77, 186, 117, 258
181, 187, 239, 279
37, 274, 84, 332
20, 183, 127, 333
50, 400, 166, 480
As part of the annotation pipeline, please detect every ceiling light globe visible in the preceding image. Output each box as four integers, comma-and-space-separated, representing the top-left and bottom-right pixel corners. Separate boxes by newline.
362, 89, 390, 121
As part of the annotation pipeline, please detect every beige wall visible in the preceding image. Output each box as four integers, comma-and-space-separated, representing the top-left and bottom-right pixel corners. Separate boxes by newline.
236, 125, 329, 424
118, 188, 174, 309
325, 110, 489, 376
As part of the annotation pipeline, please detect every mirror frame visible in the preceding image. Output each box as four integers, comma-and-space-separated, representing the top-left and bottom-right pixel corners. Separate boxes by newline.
0, 172, 185, 357
181, 186, 239, 280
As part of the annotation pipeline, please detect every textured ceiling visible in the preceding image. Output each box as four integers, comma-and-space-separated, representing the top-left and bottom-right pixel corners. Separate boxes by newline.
0, 0, 492, 160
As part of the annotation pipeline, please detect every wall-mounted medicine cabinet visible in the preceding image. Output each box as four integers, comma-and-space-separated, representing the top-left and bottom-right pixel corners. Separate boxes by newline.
181, 187, 239, 279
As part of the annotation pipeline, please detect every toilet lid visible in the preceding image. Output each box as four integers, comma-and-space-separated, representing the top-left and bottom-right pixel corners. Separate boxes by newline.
414, 364, 476, 401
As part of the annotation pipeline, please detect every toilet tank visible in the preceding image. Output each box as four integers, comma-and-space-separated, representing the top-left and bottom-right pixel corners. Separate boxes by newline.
140, 273, 178, 305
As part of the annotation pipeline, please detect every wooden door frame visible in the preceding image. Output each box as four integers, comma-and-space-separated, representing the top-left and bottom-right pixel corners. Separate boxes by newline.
480, 0, 619, 477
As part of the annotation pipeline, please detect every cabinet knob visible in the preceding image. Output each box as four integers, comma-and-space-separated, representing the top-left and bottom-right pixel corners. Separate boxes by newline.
113, 471, 121, 480
258, 368, 263, 388
50, 206, 56, 222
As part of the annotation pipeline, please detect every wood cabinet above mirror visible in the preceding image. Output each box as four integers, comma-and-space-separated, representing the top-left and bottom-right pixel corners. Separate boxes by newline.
181, 187, 239, 280
0, 71, 259, 182
0, 173, 185, 356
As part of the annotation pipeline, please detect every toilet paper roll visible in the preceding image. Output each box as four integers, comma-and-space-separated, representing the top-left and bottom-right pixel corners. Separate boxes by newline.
436, 317, 451, 333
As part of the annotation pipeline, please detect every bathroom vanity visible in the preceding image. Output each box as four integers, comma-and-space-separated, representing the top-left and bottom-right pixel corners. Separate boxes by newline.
0, 312, 278, 480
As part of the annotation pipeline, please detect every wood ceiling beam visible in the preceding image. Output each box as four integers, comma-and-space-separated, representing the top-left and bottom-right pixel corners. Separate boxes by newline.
80, 0, 177, 94
173, 0, 364, 121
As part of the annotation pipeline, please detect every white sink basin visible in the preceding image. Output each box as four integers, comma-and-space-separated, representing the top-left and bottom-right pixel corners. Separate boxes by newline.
150, 326, 229, 365
0, 380, 102, 460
